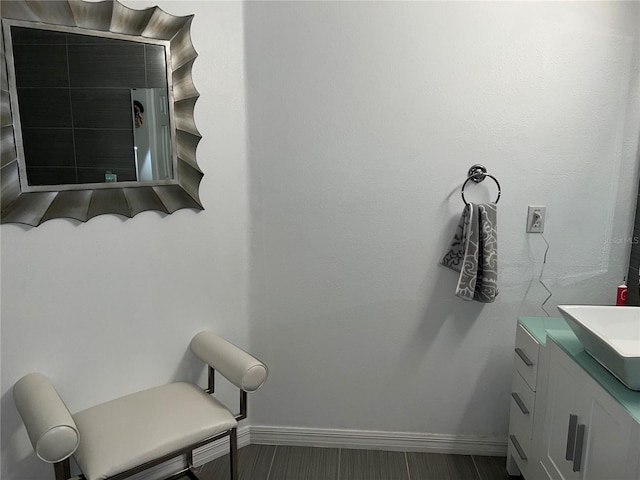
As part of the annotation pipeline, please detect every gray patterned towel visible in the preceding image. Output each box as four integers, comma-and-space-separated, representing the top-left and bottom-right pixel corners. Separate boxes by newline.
441, 202, 498, 302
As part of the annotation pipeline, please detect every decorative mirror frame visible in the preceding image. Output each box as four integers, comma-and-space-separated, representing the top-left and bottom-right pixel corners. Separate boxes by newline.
0, 0, 203, 226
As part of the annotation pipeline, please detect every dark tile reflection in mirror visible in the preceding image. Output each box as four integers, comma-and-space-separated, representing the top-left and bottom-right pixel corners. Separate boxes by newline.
12, 44, 68, 87
9, 25, 170, 187
16, 88, 72, 128
10, 25, 67, 44
77, 167, 136, 184
71, 89, 133, 129
68, 44, 146, 88
65, 32, 135, 45
22, 129, 76, 186
22, 129, 75, 167
26, 167, 78, 186
145, 44, 168, 88
74, 130, 137, 182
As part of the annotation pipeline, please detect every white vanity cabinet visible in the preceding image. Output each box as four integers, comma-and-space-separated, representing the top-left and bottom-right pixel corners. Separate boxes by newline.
541, 339, 639, 480
507, 319, 640, 480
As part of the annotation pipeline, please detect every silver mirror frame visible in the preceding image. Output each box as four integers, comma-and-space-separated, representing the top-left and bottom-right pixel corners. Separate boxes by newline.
1, 0, 203, 226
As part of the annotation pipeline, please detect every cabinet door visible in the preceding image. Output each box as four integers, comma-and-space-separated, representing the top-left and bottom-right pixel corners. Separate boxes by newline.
582, 379, 637, 480
541, 339, 640, 480
540, 341, 585, 480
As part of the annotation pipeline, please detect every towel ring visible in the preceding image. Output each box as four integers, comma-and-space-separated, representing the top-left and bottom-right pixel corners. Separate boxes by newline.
461, 164, 501, 206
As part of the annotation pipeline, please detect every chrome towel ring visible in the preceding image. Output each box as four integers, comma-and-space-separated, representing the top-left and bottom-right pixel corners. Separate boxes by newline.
461, 164, 501, 206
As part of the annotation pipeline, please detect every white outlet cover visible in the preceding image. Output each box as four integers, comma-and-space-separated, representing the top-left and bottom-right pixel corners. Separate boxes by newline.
527, 205, 546, 233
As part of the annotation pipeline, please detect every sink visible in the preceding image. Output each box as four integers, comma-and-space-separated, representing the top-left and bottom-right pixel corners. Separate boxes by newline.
557, 305, 640, 391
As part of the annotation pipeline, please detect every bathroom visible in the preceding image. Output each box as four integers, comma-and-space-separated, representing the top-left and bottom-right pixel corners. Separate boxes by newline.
1, 1, 639, 479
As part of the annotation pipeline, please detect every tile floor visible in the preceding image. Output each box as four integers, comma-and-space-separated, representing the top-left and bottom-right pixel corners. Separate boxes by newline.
178, 444, 522, 480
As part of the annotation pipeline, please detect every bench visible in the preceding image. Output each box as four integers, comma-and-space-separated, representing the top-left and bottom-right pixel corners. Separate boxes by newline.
13, 331, 268, 480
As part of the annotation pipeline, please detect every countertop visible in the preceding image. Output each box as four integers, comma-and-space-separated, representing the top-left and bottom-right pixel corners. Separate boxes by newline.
518, 316, 640, 423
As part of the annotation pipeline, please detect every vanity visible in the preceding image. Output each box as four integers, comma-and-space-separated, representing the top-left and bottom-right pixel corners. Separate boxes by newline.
506, 315, 640, 480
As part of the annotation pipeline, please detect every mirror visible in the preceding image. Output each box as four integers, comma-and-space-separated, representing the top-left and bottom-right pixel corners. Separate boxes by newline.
1, 0, 203, 226
8, 24, 174, 187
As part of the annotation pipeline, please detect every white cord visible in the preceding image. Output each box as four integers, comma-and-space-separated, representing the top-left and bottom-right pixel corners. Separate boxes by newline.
539, 233, 553, 316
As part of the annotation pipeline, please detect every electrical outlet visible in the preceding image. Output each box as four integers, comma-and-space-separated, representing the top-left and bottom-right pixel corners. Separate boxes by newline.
527, 205, 546, 233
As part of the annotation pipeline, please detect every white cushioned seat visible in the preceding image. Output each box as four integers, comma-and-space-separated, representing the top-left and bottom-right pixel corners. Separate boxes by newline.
72, 382, 237, 480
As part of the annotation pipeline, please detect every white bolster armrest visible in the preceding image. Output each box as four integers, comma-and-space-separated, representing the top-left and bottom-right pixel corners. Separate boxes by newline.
190, 331, 268, 392
13, 373, 80, 463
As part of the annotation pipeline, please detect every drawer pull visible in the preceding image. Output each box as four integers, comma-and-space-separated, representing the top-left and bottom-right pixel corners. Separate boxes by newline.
509, 434, 527, 461
565, 414, 578, 461
573, 423, 586, 472
511, 392, 530, 415
515, 347, 534, 366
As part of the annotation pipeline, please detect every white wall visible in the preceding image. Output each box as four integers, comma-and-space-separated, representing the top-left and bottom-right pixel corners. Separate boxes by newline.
0, 2, 250, 479
246, 0, 640, 439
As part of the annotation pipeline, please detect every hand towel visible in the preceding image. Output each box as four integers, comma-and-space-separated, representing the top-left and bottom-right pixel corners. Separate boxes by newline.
441, 202, 498, 303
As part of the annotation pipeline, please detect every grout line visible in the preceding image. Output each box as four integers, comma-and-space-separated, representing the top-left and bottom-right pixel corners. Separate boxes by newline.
143, 44, 148, 87
471, 455, 482, 480
265, 444, 277, 480
64, 36, 79, 184
405, 451, 411, 480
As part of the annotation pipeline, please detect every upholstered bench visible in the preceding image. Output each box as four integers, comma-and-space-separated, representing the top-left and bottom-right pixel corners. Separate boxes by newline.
13, 331, 268, 480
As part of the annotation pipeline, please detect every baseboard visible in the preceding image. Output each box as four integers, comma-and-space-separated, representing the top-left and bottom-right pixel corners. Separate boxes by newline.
193, 425, 252, 466
250, 425, 508, 456
128, 426, 251, 480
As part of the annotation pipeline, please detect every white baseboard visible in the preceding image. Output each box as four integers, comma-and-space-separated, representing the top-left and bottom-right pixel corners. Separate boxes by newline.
250, 425, 507, 457
192, 425, 252, 466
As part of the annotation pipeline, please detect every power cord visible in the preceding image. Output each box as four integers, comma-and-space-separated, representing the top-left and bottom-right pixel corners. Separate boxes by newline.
539, 233, 553, 316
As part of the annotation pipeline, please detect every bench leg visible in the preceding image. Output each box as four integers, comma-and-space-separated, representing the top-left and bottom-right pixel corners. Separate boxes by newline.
184, 450, 200, 480
184, 468, 199, 480
229, 428, 238, 480
53, 458, 71, 480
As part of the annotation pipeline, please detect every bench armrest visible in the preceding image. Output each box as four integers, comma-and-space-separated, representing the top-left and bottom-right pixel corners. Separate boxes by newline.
13, 373, 80, 463
190, 331, 268, 392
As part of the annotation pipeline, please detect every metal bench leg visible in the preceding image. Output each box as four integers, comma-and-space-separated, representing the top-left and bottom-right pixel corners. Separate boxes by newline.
186, 450, 199, 479
54, 459, 71, 480
229, 428, 238, 480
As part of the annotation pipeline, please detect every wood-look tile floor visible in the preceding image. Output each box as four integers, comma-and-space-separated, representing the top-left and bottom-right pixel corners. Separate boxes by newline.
180, 444, 522, 480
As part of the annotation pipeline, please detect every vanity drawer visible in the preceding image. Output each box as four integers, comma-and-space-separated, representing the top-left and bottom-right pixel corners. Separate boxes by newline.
514, 323, 540, 391
509, 371, 535, 441
508, 432, 530, 478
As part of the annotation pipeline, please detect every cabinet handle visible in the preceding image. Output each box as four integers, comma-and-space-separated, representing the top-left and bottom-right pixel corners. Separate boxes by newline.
509, 434, 528, 461
515, 347, 534, 366
511, 392, 530, 415
565, 414, 578, 461
572, 423, 586, 472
